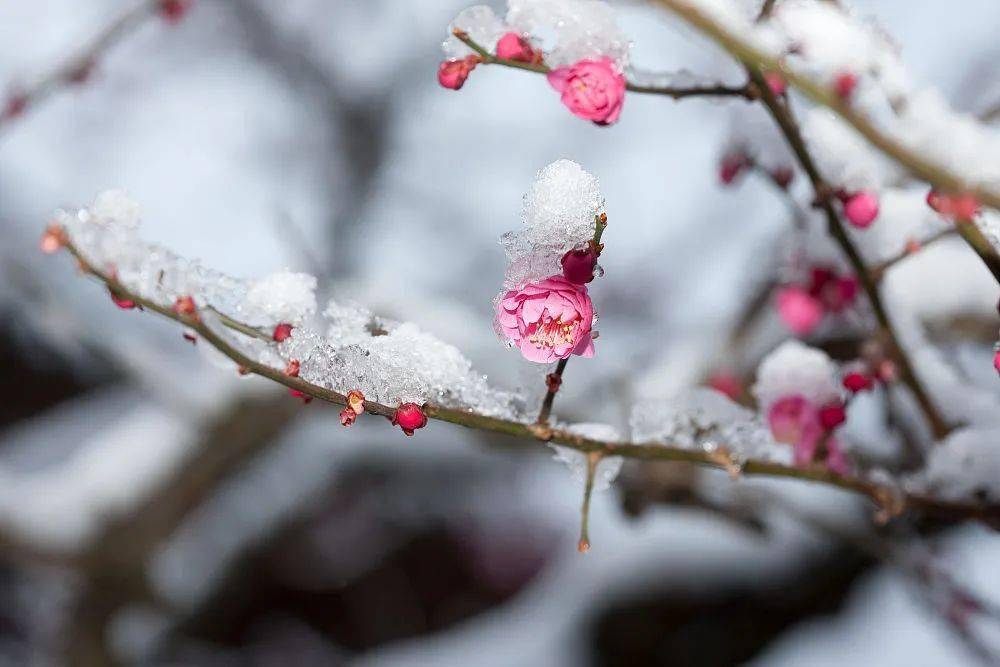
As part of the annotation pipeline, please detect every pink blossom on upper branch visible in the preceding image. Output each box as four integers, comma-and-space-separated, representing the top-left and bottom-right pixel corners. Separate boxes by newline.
546, 57, 625, 126
497, 275, 595, 363
776, 287, 824, 336
438, 56, 480, 90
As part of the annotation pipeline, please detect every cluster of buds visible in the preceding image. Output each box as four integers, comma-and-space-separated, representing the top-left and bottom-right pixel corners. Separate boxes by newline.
339, 390, 366, 426
438, 30, 544, 91
776, 265, 859, 336
926, 189, 980, 221
768, 394, 850, 474
283, 359, 311, 404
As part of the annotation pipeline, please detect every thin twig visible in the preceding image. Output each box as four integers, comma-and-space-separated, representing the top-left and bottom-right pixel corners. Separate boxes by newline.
744, 64, 952, 440
454, 31, 753, 100
869, 228, 957, 283
0, 0, 163, 134
53, 235, 1000, 524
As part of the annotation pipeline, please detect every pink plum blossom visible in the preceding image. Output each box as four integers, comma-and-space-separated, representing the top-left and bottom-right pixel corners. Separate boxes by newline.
767, 395, 850, 474
496, 275, 595, 363
546, 57, 626, 126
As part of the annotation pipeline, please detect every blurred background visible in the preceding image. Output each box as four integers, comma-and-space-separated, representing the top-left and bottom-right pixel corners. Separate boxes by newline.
2, 1, 1000, 665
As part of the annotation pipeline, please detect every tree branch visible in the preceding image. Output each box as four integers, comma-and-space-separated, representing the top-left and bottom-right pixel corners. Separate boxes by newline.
651, 0, 1000, 283
453, 31, 754, 100
51, 233, 1000, 525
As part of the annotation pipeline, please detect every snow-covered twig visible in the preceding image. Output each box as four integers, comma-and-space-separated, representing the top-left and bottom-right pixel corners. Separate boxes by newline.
453, 31, 753, 101
46, 231, 1000, 526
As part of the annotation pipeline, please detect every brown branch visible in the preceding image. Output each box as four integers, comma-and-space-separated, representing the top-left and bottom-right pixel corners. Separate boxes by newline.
454, 31, 753, 100
743, 64, 952, 440
51, 233, 1000, 525
869, 228, 956, 283
651, 0, 1000, 284
0, 0, 164, 134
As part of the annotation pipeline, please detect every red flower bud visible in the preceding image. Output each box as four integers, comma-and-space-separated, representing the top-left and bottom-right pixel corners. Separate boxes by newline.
182, 330, 197, 344
273, 322, 293, 342
496, 32, 541, 64
392, 402, 427, 436
2, 94, 27, 121
719, 152, 749, 185
819, 403, 847, 430
285, 360, 300, 377
707, 372, 742, 401
109, 288, 136, 310
438, 56, 479, 90
340, 407, 357, 426
561, 247, 598, 284
926, 188, 943, 212
771, 166, 794, 190
843, 190, 879, 228
994, 348, 1000, 376
842, 371, 874, 393
40, 224, 67, 254
159, 0, 192, 24
172, 295, 197, 318
833, 70, 857, 100
347, 390, 365, 415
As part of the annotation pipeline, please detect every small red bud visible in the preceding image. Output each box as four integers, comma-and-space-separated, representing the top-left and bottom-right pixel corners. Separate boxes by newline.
994, 348, 1000, 376
771, 166, 794, 190
40, 224, 67, 254
173, 295, 197, 318
833, 70, 857, 100
285, 360, 300, 377
842, 371, 874, 393
707, 373, 742, 401
719, 152, 749, 185
560, 247, 598, 284
392, 402, 427, 436
273, 322, 293, 342
158, 0, 193, 24
495, 32, 541, 64
926, 188, 943, 213
2, 94, 27, 121
288, 388, 312, 403
843, 190, 879, 228
237, 366, 250, 376
109, 288, 136, 310
182, 330, 197, 344
877, 359, 897, 383
545, 372, 563, 393
438, 55, 479, 90
904, 238, 922, 255
819, 403, 847, 430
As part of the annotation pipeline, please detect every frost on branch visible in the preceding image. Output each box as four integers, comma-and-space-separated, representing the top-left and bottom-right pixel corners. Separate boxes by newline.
443, 1, 630, 69
56, 191, 521, 419
630, 388, 791, 465
501, 158, 604, 289
551, 423, 623, 490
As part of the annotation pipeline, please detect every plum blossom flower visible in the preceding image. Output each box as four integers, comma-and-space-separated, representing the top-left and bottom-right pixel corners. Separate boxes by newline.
777, 287, 824, 335
767, 395, 850, 474
496, 275, 595, 363
546, 57, 626, 125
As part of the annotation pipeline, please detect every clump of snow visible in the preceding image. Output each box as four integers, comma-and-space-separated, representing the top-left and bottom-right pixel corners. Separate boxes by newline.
551, 422, 623, 491
501, 159, 603, 287
802, 109, 899, 191
753, 340, 840, 410
906, 428, 1000, 502
442, 5, 508, 59
88, 189, 141, 228
324, 298, 387, 348
506, 0, 629, 69
241, 271, 317, 325
630, 388, 791, 465
725, 104, 795, 174
767, 0, 888, 74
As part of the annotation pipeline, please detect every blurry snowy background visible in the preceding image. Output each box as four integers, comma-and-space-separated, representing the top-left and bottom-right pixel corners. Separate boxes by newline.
2, 0, 1000, 665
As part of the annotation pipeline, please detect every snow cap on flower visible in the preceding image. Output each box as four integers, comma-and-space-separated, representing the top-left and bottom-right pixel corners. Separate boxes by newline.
506, 0, 629, 69
754, 340, 840, 411
546, 57, 625, 125
496, 275, 595, 363
442, 5, 507, 59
